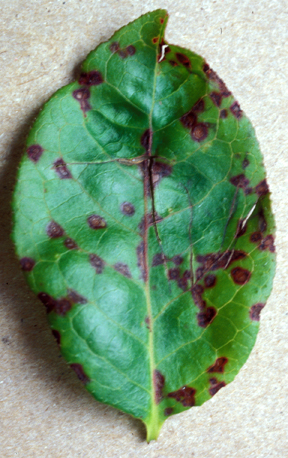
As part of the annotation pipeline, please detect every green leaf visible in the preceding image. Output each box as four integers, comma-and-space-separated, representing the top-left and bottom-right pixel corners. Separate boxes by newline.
12, 9, 276, 441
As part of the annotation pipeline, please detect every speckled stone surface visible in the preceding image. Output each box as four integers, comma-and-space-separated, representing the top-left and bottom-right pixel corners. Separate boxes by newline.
0, 1, 287, 457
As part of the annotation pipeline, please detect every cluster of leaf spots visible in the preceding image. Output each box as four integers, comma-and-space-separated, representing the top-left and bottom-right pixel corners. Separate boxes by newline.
12, 9, 275, 442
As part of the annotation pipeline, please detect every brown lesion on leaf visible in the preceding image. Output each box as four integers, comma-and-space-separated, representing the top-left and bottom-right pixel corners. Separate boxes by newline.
152, 253, 166, 267
231, 266, 251, 285
138, 212, 163, 236
255, 179, 269, 196
136, 241, 146, 281
181, 100, 208, 142
126, 45, 136, 56
168, 268, 180, 280
27, 144, 44, 162
140, 129, 152, 153
89, 254, 105, 274
167, 385, 196, 407
204, 274, 217, 288
259, 234, 275, 252
230, 101, 243, 119
191, 123, 208, 142
110, 42, 119, 53
209, 377, 226, 396
67, 289, 87, 304
114, 262, 132, 278
250, 303, 265, 321
152, 161, 172, 187
46, 220, 65, 238
87, 214, 107, 230
72, 87, 91, 116
145, 316, 151, 331
78, 71, 103, 86
175, 52, 191, 69
235, 219, 247, 238
64, 237, 78, 250
70, 363, 90, 385
230, 174, 250, 189
37, 292, 72, 316
38, 292, 56, 313
164, 407, 173, 416
220, 109, 228, 119
169, 60, 178, 67
171, 255, 183, 265
210, 91, 222, 107
120, 202, 135, 216
152, 37, 159, 44
154, 370, 165, 404
203, 62, 231, 97
196, 250, 247, 278
197, 307, 217, 327
207, 357, 228, 373
20, 257, 35, 271
53, 158, 72, 179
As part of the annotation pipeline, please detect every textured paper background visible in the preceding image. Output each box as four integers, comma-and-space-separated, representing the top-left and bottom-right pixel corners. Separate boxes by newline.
0, 1, 287, 457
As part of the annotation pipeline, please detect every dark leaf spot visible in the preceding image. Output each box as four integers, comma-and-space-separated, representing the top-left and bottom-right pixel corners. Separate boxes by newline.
176, 52, 191, 68
53, 158, 72, 179
152, 253, 166, 267
171, 255, 183, 265
231, 267, 251, 285
177, 277, 188, 291
192, 98, 205, 113
118, 49, 128, 59
203, 65, 231, 96
196, 250, 247, 272
204, 274, 217, 288
242, 157, 250, 169
168, 268, 180, 280
37, 292, 56, 313
64, 237, 78, 250
244, 187, 253, 195
250, 303, 265, 321
72, 88, 91, 115
207, 357, 228, 373
87, 214, 107, 229
137, 241, 146, 281
78, 71, 103, 86
89, 254, 105, 274
160, 18, 164, 24
70, 363, 90, 385
209, 378, 226, 396
152, 37, 159, 44
54, 298, 72, 316
67, 289, 87, 304
126, 45, 136, 56
110, 42, 119, 53
255, 179, 269, 196
141, 129, 151, 152
121, 201, 135, 216
169, 60, 178, 67
230, 101, 243, 119
259, 235, 275, 252
197, 307, 217, 327
154, 370, 165, 404
250, 231, 262, 243
258, 208, 267, 233
164, 407, 173, 416
192, 284, 206, 309
152, 161, 172, 186
27, 144, 44, 162
230, 174, 250, 189
46, 221, 64, 238
168, 386, 196, 407
191, 123, 208, 142
145, 316, 151, 331
181, 110, 197, 129
138, 212, 162, 236
114, 262, 131, 278
210, 91, 222, 107
20, 257, 35, 272
220, 109, 228, 119
52, 329, 61, 345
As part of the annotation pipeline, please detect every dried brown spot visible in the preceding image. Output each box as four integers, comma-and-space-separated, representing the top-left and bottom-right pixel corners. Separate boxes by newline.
196, 250, 247, 272
110, 42, 119, 53
220, 109, 228, 119
152, 161, 172, 186
154, 370, 165, 404
137, 242, 146, 281
64, 238, 78, 250
204, 274, 217, 288
114, 262, 131, 278
67, 289, 87, 304
46, 221, 64, 238
209, 378, 226, 396
169, 60, 178, 67
192, 98, 205, 113
168, 386, 196, 407
141, 129, 151, 152
20, 257, 35, 272
196, 267, 205, 281
70, 363, 90, 385
259, 235, 275, 253
72, 88, 91, 115
152, 253, 166, 267
210, 91, 222, 107
78, 71, 103, 86
160, 18, 164, 24
244, 187, 253, 195
192, 284, 206, 309
168, 268, 180, 280
27, 144, 44, 162
152, 37, 159, 44
164, 407, 173, 416
181, 110, 197, 129
230, 174, 250, 189
230, 101, 243, 119
54, 298, 72, 316
250, 231, 262, 243
177, 277, 188, 291
126, 45, 136, 56
138, 212, 162, 236
51, 329, 61, 345
207, 357, 228, 373
255, 179, 269, 196
236, 219, 247, 238
250, 303, 265, 321
203, 64, 231, 97
191, 123, 208, 142
176, 52, 191, 68
258, 208, 267, 233
231, 267, 251, 285
118, 49, 128, 59
89, 254, 105, 274
171, 255, 183, 265
145, 316, 151, 331
121, 202, 135, 216
242, 157, 250, 169
197, 307, 217, 327
87, 214, 107, 230
37, 292, 56, 313
53, 158, 72, 179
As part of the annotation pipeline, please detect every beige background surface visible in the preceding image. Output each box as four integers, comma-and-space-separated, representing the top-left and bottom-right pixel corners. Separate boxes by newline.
0, 1, 287, 457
